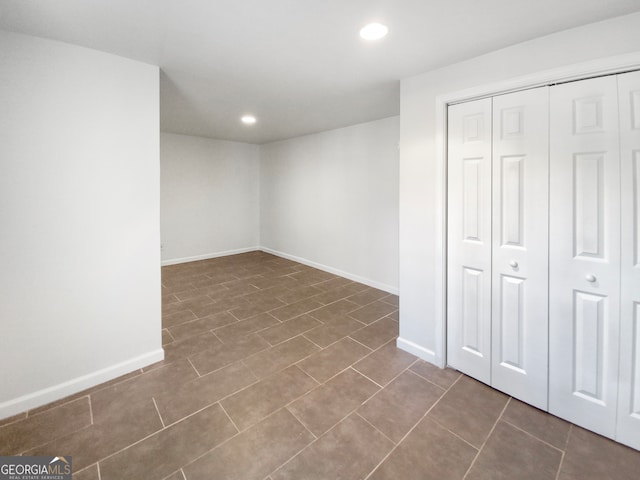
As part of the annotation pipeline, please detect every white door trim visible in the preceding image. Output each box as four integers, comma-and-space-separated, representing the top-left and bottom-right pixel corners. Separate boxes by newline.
434, 51, 640, 368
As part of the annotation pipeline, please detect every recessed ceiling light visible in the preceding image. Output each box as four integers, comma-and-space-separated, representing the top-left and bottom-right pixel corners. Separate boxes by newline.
241, 115, 257, 125
359, 22, 388, 41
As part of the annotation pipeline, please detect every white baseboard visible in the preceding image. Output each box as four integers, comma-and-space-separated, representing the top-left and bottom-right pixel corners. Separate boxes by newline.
396, 337, 443, 366
260, 246, 399, 295
161, 246, 399, 296
0, 349, 164, 420
161, 246, 260, 266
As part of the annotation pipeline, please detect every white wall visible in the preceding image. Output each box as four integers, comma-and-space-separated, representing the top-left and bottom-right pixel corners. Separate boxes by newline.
398, 13, 640, 365
160, 133, 260, 264
0, 30, 162, 418
260, 117, 399, 293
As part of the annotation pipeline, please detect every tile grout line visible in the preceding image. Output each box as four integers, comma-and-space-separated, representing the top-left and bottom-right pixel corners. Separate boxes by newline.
163, 328, 175, 344
163, 314, 200, 332
70, 463, 98, 478
218, 402, 241, 435
301, 334, 324, 350
285, 406, 318, 441
500, 418, 566, 454
403, 368, 448, 393
152, 397, 166, 429
243, 337, 325, 376
555, 424, 573, 480
351, 365, 392, 390
561, 423, 573, 450
462, 397, 512, 479
427, 415, 481, 451
324, 365, 384, 389
555, 450, 566, 480
406, 361, 463, 391
354, 411, 397, 445
20, 394, 92, 423
88, 395, 94, 425
210, 331, 223, 345
186, 357, 201, 377
0, 414, 28, 428
346, 336, 376, 352
303, 331, 377, 360
258, 324, 323, 348
298, 357, 372, 386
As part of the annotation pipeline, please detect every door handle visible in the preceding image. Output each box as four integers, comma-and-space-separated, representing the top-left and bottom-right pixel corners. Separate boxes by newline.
509, 260, 518, 268
585, 274, 597, 283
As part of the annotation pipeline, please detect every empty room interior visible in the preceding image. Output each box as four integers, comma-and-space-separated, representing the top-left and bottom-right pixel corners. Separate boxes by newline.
2, 1, 640, 479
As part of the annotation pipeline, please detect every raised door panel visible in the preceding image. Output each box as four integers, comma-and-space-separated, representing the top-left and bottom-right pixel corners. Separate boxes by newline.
617, 69, 640, 450
491, 87, 549, 409
549, 75, 621, 438
447, 99, 492, 383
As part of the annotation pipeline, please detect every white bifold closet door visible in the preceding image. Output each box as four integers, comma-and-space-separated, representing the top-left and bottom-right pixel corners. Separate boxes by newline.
447, 88, 549, 408
447, 98, 493, 384
549, 75, 621, 438
617, 69, 640, 449
491, 88, 549, 409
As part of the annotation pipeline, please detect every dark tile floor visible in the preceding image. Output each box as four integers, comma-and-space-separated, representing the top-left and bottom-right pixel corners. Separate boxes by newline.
1, 251, 639, 479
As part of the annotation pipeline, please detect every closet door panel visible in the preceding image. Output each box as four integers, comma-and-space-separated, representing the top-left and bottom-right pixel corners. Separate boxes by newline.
617, 69, 640, 450
491, 87, 549, 409
549, 76, 621, 438
447, 99, 492, 383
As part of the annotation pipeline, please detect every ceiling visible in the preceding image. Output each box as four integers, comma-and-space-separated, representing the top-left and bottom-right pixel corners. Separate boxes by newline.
1, 1, 639, 144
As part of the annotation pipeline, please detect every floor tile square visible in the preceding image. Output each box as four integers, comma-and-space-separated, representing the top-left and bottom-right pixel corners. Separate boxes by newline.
221, 366, 318, 431
296, 337, 371, 383
348, 300, 398, 325
258, 314, 321, 345
242, 335, 320, 378
358, 370, 444, 443
271, 414, 394, 480
99, 403, 236, 480
466, 421, 562, 480
409, 360, 461, 390
183, 408, 314, 480
189, 334, 270, 375
303, 316, 366, 347
0, 397, 91, 455
368, 417, 477, 480
353, 340, 416, 385
428, 375, 508, 448
308, 299, 359, 322
557, 426, 640, 480
502, 398, 570, 450
349, 316, 399, 349
154, 361, 257, 425
287, 368, 379, 436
